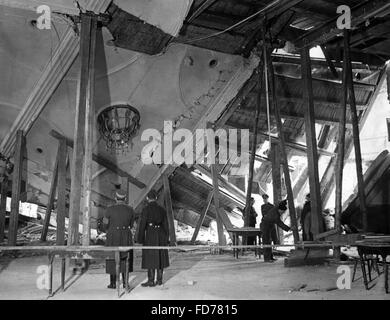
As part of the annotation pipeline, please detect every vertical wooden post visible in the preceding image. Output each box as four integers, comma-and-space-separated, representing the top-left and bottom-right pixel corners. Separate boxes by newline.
265, 45, 299, 243
334, 30, 349, 259
0, 177, 8, 243
244, 54, 264, 227
211, 164, 226, 246
301, 47, 324, 235
270, 141, 283, 243
69, 12, 98, 246
191, 191, 213, 244
162, 173, 177, 245
57, 138, 67, 245
40, 148, 59, 242
81, 14, 97, 247
8, 130, 25, 246
344, 30, 368, 232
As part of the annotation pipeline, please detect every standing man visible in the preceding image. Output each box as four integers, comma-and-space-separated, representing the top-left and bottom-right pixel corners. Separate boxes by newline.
260, 200, 295, 262
242, 197, 258, 245
261, 194, 279, 245
300, 193, 312, 241
137, 190, 170, 287
104, 190, 135, 289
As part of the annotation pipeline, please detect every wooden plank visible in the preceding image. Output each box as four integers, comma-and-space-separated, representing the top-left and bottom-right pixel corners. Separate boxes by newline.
40, 144, 60, 242
56, 138, 67, 245
68, 13, 93, 246
334, 30, 350, 250
245, 55, 264, 227
266, 46, 299, 243
81, 14, 98, 247
211, 164, 225, 246
162, 173, 177, 245
345, 30, 368, 232
191, 191, 213, 244
50, 130, 146, 189
0, 177, 8, 243
301, 47, 323, 235
8, 130, 25, 245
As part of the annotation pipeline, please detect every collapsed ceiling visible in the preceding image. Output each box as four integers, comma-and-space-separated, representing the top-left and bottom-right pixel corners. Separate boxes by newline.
0, 0, 389, 231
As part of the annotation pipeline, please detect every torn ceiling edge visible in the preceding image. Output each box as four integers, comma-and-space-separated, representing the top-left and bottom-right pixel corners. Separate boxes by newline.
113, 0, 194, 37
133, 54, 260, 212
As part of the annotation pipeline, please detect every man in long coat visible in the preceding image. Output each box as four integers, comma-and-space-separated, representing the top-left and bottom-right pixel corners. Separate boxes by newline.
241, 197, 258, 245
261, 194, 279, 244
137, 190, 170, 287
104, 190, 135, 289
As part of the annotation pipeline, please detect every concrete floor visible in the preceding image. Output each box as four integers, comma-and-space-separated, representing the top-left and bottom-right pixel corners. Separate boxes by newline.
0, 251, 389, 300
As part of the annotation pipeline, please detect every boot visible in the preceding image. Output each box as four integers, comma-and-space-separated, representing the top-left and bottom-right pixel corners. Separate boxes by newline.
107, 275, 116, 289
141, 269, 155, 287
156, 269, 163, 286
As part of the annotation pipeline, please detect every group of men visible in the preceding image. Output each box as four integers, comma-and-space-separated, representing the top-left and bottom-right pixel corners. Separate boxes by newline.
243, 194, 297, 262
103, 189, 170, 289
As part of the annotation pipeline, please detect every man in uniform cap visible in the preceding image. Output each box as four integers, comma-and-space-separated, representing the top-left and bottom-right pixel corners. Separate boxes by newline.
104, 189, 135, 289
261, 194, 279, 244
137, 190, 170, 286
260, 199, 295, 262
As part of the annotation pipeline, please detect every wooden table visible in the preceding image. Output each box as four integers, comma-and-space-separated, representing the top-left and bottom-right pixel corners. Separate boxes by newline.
356, 241, 390, 293
227, 227, 262, 259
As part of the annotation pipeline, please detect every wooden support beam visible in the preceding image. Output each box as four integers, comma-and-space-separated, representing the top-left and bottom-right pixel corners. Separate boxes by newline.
334, 30, 350, 259
265, 45, 299, 243
191, 191, 213, 244
68, 13, 96, 246
56, 138, 67, 245
50, 130, 146, 189
211, 164, 226, 246
0, 177, 8, 243
40, 144, 60, 242
162, 173, 177, 245
81, 14, 97, 247
345, 31, 368, 232
301, 47, 323, 235
245, 56, 264, 227
8, 130, 25, 245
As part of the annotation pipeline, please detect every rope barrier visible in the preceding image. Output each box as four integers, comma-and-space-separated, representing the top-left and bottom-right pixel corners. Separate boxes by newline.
0, 242, 355, 252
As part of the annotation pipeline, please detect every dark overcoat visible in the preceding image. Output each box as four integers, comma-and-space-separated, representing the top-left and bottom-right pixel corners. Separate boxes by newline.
104, 203, 135, 275
137, 201, 170, 269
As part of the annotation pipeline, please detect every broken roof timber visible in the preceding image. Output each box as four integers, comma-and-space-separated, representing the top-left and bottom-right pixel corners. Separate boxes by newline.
295, 0, 390, 49
271, 54, 376, 71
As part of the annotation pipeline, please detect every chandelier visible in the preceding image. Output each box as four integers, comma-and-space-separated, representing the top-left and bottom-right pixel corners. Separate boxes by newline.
97, 104, 141, 153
